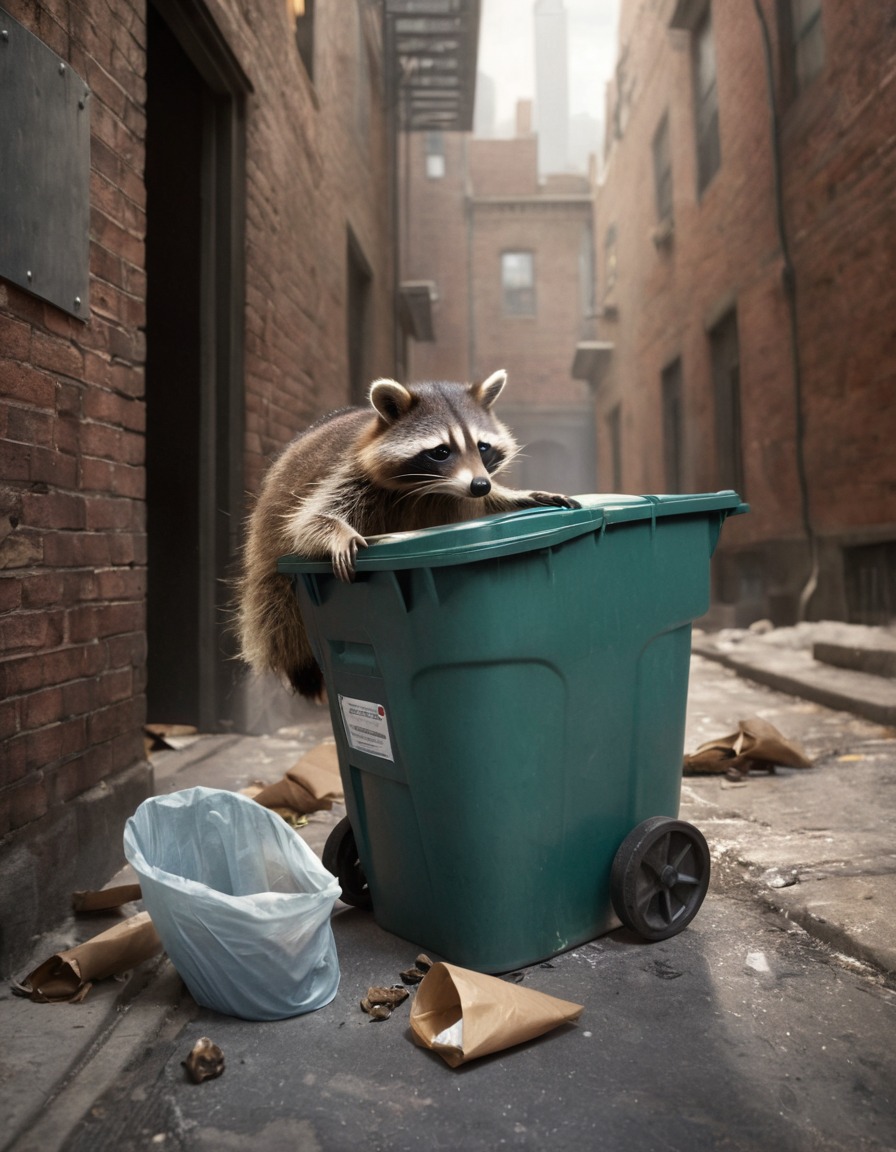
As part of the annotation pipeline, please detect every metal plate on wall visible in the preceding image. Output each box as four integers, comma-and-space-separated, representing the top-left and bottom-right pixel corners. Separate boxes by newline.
0, 8, 90, 319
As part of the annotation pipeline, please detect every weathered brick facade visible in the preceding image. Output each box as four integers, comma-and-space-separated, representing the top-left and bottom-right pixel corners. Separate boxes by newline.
404, 121, 598, 495
0, 0, 395, 974
592, 0, 896, 624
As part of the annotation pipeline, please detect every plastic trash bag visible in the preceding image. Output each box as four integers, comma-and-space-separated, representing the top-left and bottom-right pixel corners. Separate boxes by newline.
124, 787, 340, 1021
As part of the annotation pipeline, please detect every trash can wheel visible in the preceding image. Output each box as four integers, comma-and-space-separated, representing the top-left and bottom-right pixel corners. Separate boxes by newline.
610, 816, 710, 941
322, 817, 373, 910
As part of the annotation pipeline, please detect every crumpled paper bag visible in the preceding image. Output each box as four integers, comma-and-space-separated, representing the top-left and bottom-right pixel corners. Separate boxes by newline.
409, 962, 583, 1067
241, 741, 343, 817
14, 912, 162, 1003
683, 716, 812, 778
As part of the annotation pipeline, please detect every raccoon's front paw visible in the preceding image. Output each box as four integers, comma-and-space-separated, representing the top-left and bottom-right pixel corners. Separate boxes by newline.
529, 491, 581, 510
332, 531, 368, 582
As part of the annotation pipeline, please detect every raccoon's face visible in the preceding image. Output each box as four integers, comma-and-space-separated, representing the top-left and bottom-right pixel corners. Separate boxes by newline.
359, 372, 519, 499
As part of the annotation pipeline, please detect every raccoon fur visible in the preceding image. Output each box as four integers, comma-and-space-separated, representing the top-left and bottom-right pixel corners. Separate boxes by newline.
236, 369, 579, 700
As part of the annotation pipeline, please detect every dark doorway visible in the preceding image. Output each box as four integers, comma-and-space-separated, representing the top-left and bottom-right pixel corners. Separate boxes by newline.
144, 1, 248, 730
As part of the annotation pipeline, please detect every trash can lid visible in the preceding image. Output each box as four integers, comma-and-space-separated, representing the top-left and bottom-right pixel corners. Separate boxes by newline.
278, 491, 747, 575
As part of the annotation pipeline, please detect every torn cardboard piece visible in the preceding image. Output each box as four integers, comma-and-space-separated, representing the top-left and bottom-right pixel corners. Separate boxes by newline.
241, 741, 344, 816
71, 884, 143, 912
14, 912, 162, 1004
683, 715, 812, 779
409, 962, 583, 1067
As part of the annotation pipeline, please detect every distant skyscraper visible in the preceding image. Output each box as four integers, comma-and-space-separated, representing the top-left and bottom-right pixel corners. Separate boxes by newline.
534, 0, 570, 175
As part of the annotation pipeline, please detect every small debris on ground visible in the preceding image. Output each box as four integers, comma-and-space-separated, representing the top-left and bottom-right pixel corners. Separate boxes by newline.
360, 984, 410, 1021
399, 954, 433, 985
182, 1037, 225, 1083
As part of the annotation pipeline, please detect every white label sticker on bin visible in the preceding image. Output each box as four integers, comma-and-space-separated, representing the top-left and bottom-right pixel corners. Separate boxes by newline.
338, 695, 395, 762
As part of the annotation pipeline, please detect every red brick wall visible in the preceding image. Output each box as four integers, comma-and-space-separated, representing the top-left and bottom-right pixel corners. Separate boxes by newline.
404, 131, 472, 381
216, 0, 395, 497
779, 2, 896, 537
406, 132, 594, 395
594, 0, 896, 622
1, 0, 149, 840
403, 129, 597, 492
469, 196, 593, 408
0, 0, 395, 973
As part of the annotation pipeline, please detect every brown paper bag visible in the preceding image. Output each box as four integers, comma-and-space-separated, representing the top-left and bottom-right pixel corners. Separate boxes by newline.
683, 716, 811, 777
15, 912, 162, 1003
409, 962, 583, 1067
245, 741, 344, 815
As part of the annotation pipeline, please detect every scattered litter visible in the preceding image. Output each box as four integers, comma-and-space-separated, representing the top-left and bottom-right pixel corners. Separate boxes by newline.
409, 961, 583, 1067
240, 741, 343, 826
763, 868, 800, 889
12, 912, 162, 1003
745, 951, 771, 974
360, 984, 409, 1021
683, 716, 812, 780
400, 953, 434, 985
144, 724, 200, 754
182, 1037, 225, 1083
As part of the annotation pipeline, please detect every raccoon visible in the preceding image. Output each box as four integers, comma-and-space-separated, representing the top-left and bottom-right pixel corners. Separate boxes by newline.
236, 369, 579, 700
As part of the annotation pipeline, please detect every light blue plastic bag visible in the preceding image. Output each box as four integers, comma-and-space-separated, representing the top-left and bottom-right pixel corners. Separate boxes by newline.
124, 787, 340, 1021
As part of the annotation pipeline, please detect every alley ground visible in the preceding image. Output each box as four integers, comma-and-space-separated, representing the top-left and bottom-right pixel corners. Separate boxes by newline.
3, 627, 895, 1151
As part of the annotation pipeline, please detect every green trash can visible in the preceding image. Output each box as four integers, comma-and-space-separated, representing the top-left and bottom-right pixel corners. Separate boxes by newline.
278, 490, 747, 973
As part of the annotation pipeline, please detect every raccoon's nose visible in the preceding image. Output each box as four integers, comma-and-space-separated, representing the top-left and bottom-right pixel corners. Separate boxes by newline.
470, 477, 491, 497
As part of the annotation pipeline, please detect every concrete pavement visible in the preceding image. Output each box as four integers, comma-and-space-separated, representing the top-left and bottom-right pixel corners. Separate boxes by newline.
2, 622, 895, 1151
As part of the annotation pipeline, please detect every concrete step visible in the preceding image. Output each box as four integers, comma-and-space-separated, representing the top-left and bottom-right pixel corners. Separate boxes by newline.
813, 640, 896, 679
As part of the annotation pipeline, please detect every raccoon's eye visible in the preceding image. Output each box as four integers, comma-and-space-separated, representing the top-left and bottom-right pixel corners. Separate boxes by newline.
425, 445, 451, 462
477, 442, 491, 455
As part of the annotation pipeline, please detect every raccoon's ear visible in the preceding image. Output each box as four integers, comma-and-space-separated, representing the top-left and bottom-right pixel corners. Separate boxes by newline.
470, 369, 507, 410
369, 379, 414, 424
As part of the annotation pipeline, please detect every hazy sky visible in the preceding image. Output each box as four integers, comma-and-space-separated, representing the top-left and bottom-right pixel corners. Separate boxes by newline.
477, 0, 621, 128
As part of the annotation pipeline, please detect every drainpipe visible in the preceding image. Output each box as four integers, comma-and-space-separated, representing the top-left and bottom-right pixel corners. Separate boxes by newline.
752, 0, 818, 621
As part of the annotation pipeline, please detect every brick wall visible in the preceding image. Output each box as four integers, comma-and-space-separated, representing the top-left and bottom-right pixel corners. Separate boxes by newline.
593, 0, 896, 623
1, 2, 151, 869
404, 131, 472, 381
405, 129, 598, 493
0, 0, 395, 975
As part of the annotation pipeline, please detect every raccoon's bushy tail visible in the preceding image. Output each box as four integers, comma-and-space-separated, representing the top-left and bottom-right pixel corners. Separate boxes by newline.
236, 565, 324, 700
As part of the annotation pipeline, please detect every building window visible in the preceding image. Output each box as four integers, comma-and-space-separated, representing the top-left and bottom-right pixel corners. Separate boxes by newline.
293, 0, 315, 82
607, 404, 622, 490
780, 0, 825, 96
652, 113, 674, 224
693, 6, 721, 196
661, 358, 684, 492
709, 310, 744, 496
501, 251, 535, 316
424, 132, 446, 179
